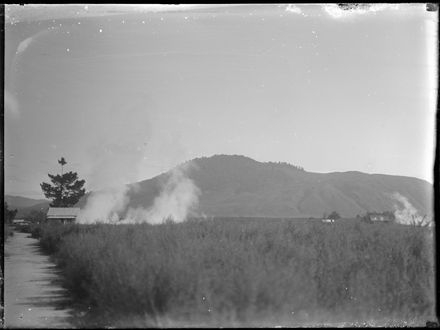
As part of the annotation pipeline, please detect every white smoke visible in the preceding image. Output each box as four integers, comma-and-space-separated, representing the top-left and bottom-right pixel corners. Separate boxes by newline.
79, 185, 130, 224
125, 164, 200, 224
392, 192, 431, 226
79, 163, 200, 225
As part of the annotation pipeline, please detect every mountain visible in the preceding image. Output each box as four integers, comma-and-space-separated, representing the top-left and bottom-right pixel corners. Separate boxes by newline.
78, 154, 433, 218
5, 195, 48, 209
5, 195, 50, 218
15, 201, 51, 218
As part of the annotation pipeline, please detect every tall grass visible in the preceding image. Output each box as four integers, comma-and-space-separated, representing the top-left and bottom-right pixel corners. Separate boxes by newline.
32, 219, 436, 327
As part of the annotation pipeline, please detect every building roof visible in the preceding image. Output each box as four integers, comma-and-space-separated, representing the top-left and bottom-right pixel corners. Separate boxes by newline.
47, 207, 80, 219
368, 213, 392, 221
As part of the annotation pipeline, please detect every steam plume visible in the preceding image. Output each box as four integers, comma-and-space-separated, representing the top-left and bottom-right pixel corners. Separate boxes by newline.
392, 192, 431, 226
125, 164, 200, 224
79, 163, 200, 225
79, 185, 129, 224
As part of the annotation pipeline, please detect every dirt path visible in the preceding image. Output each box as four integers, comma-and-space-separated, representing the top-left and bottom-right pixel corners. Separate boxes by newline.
4, 231, 73, 328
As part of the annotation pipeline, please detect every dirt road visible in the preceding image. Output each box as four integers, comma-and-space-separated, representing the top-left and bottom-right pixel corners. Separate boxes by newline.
4, 231, 73, 328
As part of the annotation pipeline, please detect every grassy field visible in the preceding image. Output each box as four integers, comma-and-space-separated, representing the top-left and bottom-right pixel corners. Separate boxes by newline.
31, 218, 436, 327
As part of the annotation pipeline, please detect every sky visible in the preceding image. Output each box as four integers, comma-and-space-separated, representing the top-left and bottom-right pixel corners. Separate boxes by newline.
4, 4, 438, 199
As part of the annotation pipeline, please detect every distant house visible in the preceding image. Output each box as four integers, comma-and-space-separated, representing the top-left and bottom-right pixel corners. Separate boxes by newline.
366, 212, 393, 223
12, 219, 31, 232
46, 207, 80, 224
12, 219, 29, 226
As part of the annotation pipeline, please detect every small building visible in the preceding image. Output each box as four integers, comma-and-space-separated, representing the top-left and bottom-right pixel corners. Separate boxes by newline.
366, 212, 393, 223
12, 219, 29, 227
46, 207, 80, 224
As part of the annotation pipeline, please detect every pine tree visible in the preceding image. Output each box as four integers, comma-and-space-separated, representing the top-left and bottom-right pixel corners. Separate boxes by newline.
41, 157, 86, 207
328, 211, 341, 220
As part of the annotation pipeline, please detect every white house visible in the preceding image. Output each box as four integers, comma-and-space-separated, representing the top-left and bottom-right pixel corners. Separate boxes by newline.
46, 207, 80, 224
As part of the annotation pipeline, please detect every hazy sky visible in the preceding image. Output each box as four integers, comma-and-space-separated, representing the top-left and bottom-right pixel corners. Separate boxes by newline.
4, 4, 437, 199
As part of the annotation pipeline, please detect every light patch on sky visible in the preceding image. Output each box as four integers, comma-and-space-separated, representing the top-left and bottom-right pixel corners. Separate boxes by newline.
4, 90, 20, 118
16, 36, 33, 54
4, 4, 437, 199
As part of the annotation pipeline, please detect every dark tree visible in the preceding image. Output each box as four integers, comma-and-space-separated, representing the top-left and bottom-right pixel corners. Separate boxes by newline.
24, 210, 47, 224
328, 211, 341, 220
4, 202, 18, 224
41, 158, 86, 207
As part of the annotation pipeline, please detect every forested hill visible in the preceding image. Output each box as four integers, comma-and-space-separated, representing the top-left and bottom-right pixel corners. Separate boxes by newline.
120, 154, 433, 218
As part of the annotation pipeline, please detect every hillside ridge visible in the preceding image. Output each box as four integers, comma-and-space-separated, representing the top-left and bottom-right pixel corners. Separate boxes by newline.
126, 154, 433, 218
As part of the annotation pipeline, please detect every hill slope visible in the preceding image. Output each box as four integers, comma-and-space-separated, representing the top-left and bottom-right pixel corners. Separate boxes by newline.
15, 201, 51, 218
5, 196, 50, 218
90, 154, 432, 219
5, 195, 48, 209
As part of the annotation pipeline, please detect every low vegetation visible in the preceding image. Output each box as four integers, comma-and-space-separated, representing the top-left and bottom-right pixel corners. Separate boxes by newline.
31, 219, 435, 327
4, 225, 14, 240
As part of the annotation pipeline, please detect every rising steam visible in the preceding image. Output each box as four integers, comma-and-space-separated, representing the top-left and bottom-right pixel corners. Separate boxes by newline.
124, 165, 200, 224
79, 185, 130, 224
79, 163, 200, 225
391, 192, 431, 226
